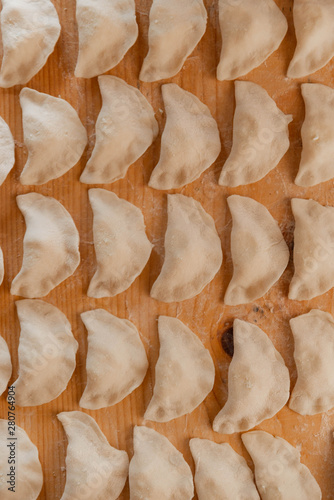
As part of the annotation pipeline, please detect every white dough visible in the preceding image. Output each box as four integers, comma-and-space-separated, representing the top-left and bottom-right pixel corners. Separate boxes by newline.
242, 431, 322, 500
0, 117, 15, 185
0, 0, 61, 88
213, 319, 290, 434
129, 426, 194, 500
224, 195, 289, 305
75, 0, 138, 78
145, 316, 215, 422
58, 412, 129, 500
87, 189, 152, 298
219, 81, 292, 187
149, 84, 221, 190
20, 88, 87, 185
11, 193, 80, 298
0, 335, 11, 397
151, 194, 223, 302
190, 438, 260, 500
80, 309, 148, 410
288, 0, 334, 78
140, 0, 207, 82
13, 299, 78, 407
80, 76, 158, 184
217, 0, 287, 81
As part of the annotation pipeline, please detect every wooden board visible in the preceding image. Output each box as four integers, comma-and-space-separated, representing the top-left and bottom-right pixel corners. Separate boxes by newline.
0, 0, 333, 498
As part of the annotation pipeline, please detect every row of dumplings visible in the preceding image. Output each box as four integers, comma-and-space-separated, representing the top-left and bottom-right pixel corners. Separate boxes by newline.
1, 301, 333, 426
6, 189, 334, 304
1, 413, 322, 500
1, 0, 333, 88
1, 78, 333, 189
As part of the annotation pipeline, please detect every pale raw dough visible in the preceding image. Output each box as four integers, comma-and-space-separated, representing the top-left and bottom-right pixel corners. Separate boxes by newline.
149, 84, 221, 190
289, 309, 334, 415
129, 426, 194, 500
219, 81, 292, 187
224, 195, 289, 305
0, 420, 43, 500
151, 194, 222, 302
11, 193, 80, 298
0, 246, 4, 287
289, 198, 334, 301
189, 438, 260, 500
0, 117, 15, 185
58, 412, 129, 500
75, 0, 138, 78
288, 0, 334, 78
145, 316, 215, 422
295, 83, 334, 187
80, 309, 148, 410
0, 0, 61, 88
80, 76, 158, 184
13, 299, 78, 406
213, 319, 290, 434
140, 0, 207, 82
242, 431, 322, 500
20, 88, 87, 185
0, 335, 11, 396
217, 0, 287, 81
87, 189, 152, 298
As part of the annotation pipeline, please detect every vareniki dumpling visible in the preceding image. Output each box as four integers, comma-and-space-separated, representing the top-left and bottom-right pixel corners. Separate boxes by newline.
140, 0, 207, 82
20, 88, 87, 185
149, 84, 221, 190
75, 0, 138, 78
87, 189, 152, 298
219, 81, 292, 187
145, 316, 215, 422
0, 336, 11, 397
0, 117, 15, 186
217, 0, 287, 80
0, 0, 61, 88
213, 319, 290, 434
11, 193, 80, 298
80, 76, 158, 184
224, 195, 289, 305
151, 194, 222, 302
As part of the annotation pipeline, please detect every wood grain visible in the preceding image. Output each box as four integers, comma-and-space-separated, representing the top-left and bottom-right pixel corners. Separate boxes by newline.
0, 0, 333, 498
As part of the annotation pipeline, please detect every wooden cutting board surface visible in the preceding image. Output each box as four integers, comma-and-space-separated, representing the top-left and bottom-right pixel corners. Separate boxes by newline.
0, 0, 333, 498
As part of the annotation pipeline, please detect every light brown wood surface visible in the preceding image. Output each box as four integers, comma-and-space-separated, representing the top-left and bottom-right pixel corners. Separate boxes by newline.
0, 0, 333, 498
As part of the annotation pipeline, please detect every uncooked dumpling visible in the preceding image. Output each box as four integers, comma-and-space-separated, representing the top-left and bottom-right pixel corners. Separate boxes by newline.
289, 198, 334, 301
288, 0, 334, 78
80, 309, 148, 410
129, 426, 194, 500
145, 316, 215, 422
224, 195, 289, 305
219, 81, 292, 187
0, 0, 61, 88
140, 0, 207, 82
80, 76, 158, 184
217, 0, 287, 81
213, 319, 290, 434
0, 336, 11, 396
189, 438, 260, 500
58, 412, 129, 500
20, 88, 87, 185
0, 246, 4, 287
149, 84, 221, 190
87, 189, 152, 298
75, 0, 138, 78
242, 431, 322, 500
0, 419, 43, 500
11, 193, 80, 298
295, 84, 334, 187
0, 117, 15, 185
13, 300, 78, 406
289, 309, 334, 415
151, 194, 222, 302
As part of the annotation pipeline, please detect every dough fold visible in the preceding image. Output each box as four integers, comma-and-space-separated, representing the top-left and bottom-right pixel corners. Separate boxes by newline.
213, 319, 290, 434
149, 84, 221, 190
0, 116, 15, 185
0, 336, 11, 397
